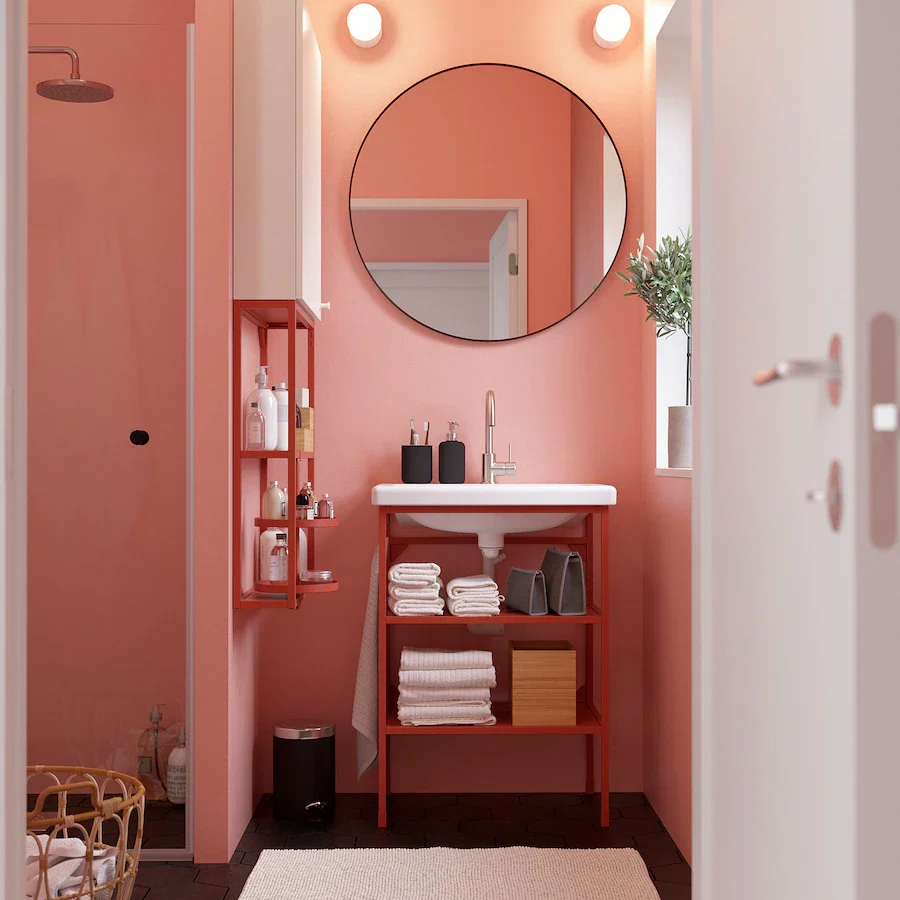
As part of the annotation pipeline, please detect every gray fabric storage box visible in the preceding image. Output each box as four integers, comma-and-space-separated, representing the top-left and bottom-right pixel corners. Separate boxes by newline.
540, 549, 587, 616
505, 568, 548, 615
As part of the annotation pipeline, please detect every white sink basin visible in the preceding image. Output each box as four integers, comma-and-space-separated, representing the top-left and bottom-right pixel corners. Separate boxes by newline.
371, 483, 616, 557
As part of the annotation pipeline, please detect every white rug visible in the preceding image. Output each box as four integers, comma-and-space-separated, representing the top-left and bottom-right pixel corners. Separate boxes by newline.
239, 847, 660, 899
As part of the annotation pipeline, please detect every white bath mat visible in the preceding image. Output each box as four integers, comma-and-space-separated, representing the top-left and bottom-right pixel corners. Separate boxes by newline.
239, 846, 660, 899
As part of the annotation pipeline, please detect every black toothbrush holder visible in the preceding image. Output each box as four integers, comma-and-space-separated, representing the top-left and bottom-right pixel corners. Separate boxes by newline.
401, 445, 433, 484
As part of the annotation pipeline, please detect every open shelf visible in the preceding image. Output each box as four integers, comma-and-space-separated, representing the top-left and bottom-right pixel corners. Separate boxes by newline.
386, 702, 603, 735
237, 298, 317, 329
254, 517, 339, 529
240, 450, 314, 460
384, 604, 602, 626
252, 579, 339, 595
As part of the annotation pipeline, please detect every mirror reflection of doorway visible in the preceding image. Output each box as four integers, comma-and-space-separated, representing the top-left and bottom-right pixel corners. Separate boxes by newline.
351, 199, 527, 340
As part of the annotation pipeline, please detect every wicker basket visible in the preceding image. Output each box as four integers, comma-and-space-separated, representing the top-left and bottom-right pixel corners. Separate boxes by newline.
26, 766, 145, 900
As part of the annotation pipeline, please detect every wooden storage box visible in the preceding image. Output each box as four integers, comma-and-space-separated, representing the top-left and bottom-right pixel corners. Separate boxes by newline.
296, 426, 315, 452
297, 407, 314, 429
509, 640, 576, 726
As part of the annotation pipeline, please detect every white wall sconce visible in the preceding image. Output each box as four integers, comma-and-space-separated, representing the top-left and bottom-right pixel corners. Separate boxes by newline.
347, 3, 383, 48
593, 4, 632, 48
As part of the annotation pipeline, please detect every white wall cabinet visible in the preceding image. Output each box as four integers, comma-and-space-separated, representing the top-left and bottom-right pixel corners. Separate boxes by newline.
234, 0, 322, 316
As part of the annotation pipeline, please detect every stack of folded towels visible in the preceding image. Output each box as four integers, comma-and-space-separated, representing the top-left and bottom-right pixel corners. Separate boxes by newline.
26, 834, 117, 900
389, 562, 444, 616
446, 575, 503, 617
397, 647, 497, 726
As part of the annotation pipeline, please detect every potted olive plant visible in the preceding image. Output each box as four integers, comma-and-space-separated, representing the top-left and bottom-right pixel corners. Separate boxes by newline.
617, 230, 693, 468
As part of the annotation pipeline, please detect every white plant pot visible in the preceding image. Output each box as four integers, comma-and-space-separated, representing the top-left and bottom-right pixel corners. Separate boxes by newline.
668, 405, 693, 469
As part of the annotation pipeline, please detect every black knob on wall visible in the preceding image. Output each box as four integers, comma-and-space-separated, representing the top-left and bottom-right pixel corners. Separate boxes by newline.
130, 430, 150, 446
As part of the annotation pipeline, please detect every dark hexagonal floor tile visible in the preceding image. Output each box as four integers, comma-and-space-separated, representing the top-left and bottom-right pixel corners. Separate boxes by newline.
336, 793, 378, 810
254, 817, 325, 837
602, 792, 647, 808
635, 831, 680, 852
355, 832, 425, 849
637, 845, 683, 868
283, 833, 356, 850
389, 793, 457, 809
325, 817, 379, 837
389, 816, 460, 837
228, 851, 244, 865
235, 832, 288, 853
607, 817, 664, 836
135, 863, 199, 889
620, 804, 664, 821
147, 883, 228, 900
194, 865, 254, 889
565, 831, 636, 849
459, 818, 526, 841
652, 862, 691, 885
493, 804, 556, 822
654, 882, 691, 900
555, 804, 608, 822
426, 804, 490, 821
425, 833, 490, 849
142, 833, 187, 849
521, 793, 583, 807
386, 805, 426, 822
498, 834, 568, 849
457, 794, 521, 808
527, 818, 596, 837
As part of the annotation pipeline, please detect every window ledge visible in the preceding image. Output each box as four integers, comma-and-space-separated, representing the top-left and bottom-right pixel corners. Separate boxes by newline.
656, 467, 692, 479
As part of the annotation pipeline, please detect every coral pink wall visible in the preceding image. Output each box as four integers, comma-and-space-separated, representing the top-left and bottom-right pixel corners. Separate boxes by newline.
351, 63, 573, 333
27, 17, 188, 797
352, 209, 506, 263
570, 96, 606, 309
235, 0, 648, 806
640, 0, 692, 862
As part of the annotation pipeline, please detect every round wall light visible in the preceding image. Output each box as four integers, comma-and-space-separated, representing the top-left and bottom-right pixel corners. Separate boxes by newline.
593, 4, 631, 48
347, 3, 383, 48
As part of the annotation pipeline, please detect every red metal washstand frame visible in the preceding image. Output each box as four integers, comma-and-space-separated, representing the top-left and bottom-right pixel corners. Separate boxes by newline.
375, 504, 610, 829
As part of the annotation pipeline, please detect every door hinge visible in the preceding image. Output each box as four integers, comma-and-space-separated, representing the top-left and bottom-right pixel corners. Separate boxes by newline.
508, 252, 518, 276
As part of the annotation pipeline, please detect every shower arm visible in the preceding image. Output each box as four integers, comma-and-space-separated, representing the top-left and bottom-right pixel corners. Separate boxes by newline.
28, 46, 81, 80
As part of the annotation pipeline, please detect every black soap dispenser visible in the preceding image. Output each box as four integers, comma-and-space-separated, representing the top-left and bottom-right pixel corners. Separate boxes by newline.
439, 421, 466, 484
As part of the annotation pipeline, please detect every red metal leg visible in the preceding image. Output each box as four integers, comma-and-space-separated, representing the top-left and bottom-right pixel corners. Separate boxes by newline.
377, 509, 389, 828
599, 507, 610, 828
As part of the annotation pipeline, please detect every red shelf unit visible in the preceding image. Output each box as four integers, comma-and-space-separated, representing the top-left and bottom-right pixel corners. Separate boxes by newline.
232, 298, 338, 610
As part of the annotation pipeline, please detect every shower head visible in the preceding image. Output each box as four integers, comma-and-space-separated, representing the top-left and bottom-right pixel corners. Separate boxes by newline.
28, 45, 114, 103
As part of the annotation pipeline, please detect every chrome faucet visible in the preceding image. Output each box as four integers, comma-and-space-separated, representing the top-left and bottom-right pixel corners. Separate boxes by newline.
482, 390, 517, 484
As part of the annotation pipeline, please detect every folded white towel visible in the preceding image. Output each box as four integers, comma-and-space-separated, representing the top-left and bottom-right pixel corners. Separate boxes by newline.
389, 584, 442, 601
398, 704, 497, 726
390, 562, 441, 579
400, 647, 493, 671
388, 572, 438, 587
388, 595, 445, 617
446, 575, 499, 598
399, 685, 493, 704
398, 666, 497, 688
447, 596, 502, 617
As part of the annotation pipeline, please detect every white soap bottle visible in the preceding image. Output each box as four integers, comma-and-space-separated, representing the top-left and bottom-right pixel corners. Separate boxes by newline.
273, 382, 290, 451
246, 366, 278, 450
259, 527, 282, 579
262, 480, 287, 519
269, 532, 289, 583
166, 727, 187, 805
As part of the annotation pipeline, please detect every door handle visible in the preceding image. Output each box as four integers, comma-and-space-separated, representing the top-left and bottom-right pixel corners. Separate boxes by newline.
752, 335, 842, 405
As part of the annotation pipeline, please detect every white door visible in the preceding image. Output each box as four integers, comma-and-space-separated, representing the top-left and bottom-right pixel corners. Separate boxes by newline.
695, 0, 900, 897
489, 212, 519, 339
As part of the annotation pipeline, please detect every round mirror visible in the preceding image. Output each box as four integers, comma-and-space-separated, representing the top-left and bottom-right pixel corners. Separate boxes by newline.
350, 63, 626, 341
